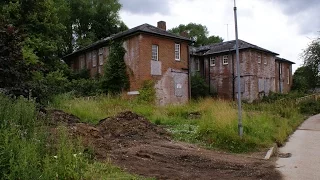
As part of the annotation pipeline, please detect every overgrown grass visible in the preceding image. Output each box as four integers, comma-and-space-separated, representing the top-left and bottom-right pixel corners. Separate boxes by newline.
0, 94, 147, 179
51, 93, 306, 153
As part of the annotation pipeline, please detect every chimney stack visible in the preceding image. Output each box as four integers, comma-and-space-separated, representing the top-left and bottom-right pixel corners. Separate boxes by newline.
157, 21, 166, 31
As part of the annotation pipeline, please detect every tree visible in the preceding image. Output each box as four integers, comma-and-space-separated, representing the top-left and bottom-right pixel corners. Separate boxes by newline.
67, 0, 128, 50
292, 66, 313, 92
101, 41, 129, 94
169, 23, 223, 47
302, 39, 320, 90
191, 73, 209, 99
0, 21, 31, 95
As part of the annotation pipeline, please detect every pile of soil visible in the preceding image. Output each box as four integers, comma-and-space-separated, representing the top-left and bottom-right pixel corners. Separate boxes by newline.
47, 109, 282, 180
97, 111, 171, 140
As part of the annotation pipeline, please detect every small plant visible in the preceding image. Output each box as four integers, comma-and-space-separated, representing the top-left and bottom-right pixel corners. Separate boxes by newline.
299, 99, 320, 115
138, 80, 156, 103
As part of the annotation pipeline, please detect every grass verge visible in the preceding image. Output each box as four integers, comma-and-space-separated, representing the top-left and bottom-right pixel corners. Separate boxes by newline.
51, 93, 306, 153
0, 94, 147, 179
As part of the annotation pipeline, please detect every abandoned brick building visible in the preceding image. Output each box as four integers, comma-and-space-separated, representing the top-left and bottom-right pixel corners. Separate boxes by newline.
63, 21, 192, 105
190, 40, 295, 102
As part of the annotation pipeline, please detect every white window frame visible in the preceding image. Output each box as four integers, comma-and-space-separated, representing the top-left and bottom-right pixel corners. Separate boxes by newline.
287, 68, 290, 84
257, 54, 261, 64
99, 48, 104, 66
223, 55, 228, 65
264, 56, 267, 65
175, 43, 180, 61
210, 57, 215, 66
152, 45, 158, 61
92, 51, 97, 67
195, 59, 200, 71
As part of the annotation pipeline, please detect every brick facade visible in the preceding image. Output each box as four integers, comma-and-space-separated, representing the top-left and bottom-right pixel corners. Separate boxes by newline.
64, 22, 191, 105
190, 40, 294, 102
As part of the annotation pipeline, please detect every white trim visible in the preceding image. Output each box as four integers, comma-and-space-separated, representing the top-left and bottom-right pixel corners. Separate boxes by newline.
152, 44, 159, 61
175, 43, 180, 61
257, 54, 261, 64
210, 56, 215, 66
223, 55, 228, 65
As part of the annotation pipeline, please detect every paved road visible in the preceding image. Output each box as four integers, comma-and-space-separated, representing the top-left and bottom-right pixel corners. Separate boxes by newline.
277, 114, 320, 180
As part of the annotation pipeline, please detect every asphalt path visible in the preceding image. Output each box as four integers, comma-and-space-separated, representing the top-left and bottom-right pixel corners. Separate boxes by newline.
277, 114, 320, 180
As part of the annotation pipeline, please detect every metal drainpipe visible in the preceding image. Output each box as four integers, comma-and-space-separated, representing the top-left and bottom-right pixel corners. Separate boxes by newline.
208, 55, 211, 95
188, 45, 191, 100
232, 50, 235, 101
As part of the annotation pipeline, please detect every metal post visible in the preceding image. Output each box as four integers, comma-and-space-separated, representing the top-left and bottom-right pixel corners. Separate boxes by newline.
234, 0, 243, 137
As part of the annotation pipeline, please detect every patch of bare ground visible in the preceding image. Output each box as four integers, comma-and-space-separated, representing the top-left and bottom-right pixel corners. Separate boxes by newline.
47, 110, 282, 180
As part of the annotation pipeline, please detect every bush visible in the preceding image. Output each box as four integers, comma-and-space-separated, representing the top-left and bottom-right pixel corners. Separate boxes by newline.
299, 99, 320, 115
138, 80, 156, 103
191, 73, 209, 99
101, 41, 129, 94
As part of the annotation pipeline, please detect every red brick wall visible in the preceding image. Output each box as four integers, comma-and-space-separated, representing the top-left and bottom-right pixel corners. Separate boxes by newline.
203, 49, 276, 101
128, 34, 189, 90
275, 61, 293, 93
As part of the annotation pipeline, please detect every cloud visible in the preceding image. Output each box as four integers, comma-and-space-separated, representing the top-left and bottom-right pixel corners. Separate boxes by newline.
119, 0, 171, 15
261, 0, 320, 35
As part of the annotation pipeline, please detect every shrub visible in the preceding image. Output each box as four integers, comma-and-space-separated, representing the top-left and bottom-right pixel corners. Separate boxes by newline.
191, 73, 209, 99
101, 41, 129, 94
138, 80, 156, 103
299, 99, 320, 115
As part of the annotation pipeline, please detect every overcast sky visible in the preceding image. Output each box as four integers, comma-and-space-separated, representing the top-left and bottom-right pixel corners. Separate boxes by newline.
119, 0, 319, 71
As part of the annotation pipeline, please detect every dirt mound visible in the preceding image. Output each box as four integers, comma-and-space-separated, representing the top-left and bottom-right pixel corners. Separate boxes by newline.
97, 111, 171, 141
46, 109, 80, 126
48, 110, 281, 180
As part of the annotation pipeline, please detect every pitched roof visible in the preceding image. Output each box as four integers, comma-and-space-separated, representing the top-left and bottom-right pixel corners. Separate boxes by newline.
194, 39, 279, 56
275, 57, 295, 64
64, 23, 191, 58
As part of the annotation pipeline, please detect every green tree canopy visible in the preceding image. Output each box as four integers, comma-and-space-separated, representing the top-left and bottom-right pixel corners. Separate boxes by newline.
302, 39, 320, 90
168, 23, 223, 47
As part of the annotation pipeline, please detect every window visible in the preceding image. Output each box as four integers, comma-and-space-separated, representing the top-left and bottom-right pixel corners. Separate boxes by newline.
80, 55, 85, 69
195, 59, 200, 71
287, 68, 290, 84
257, 54, 261, 63
152, 45, 158, 61
264, 56, 267, 64
92, 51, 97, 67
210, 57, 215, 66
223, 55, 228, 65
279, 63, 282, 75
175, 43, 180, 61
86, 52, 92, 68
99, 48, 104, 66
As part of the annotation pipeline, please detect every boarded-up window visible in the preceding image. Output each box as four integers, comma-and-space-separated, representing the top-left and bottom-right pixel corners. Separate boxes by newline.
99, 48, 104, 66
195, 59, 200, 71
92, 51, 97, 67
287, 68, 290, 84
257, 54, 261, 63
80, 55, 85, 69
259, 78, 264, 92
151, 60, 161, 75
234, 77, 245, 93
86, 52, 92, 68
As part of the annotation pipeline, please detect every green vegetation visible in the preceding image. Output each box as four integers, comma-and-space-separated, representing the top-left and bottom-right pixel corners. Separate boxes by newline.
191, 73, 210, 99
168, 23, 223, 46
0, 95, 147, 179
101, 41, 129, 94
52, 94, 307, 153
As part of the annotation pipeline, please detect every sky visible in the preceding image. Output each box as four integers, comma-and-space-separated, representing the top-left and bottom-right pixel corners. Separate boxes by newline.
119, 0, 319, 72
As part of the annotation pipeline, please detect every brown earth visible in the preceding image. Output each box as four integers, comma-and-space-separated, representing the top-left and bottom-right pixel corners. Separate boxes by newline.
47, 110, 282, 180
